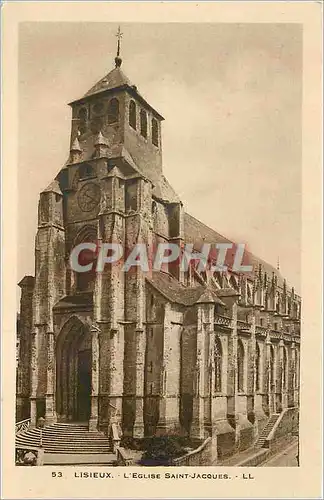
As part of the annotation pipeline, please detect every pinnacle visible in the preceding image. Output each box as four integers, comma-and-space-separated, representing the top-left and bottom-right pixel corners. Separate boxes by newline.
70, 136, 82, 152
94, 131, 109, 147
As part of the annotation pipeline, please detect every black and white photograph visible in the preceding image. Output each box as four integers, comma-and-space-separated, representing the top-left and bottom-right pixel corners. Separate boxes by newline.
1, 3, 322, 500
15, 21, 301, 468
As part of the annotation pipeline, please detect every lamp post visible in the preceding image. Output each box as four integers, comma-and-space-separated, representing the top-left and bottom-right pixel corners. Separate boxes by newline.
37, 417, 45, 449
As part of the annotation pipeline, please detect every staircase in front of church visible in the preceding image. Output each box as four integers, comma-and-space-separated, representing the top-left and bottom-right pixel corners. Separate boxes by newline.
255, 413, 280, 448
15, 422, 117, 465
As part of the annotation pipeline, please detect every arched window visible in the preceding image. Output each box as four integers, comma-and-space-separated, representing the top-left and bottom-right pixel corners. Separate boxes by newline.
79, 163, 94, 180
247, 283, 252, 302
78, 107, 87, 135
275, 292, 280, 313
108, 98, 119, 124
237, 339, 245, 392
214, 337, 222, 392
256, 342, 261, 392
74, 227, 97, 293
129, 100, 136, 130
140, 109, 147, 138
151, 118, 159, 146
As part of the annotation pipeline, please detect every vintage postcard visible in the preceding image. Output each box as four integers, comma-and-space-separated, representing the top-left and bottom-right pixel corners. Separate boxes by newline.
1, 2, 322, 499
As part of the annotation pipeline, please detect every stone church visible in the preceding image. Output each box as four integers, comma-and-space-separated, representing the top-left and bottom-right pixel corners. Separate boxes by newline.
16, 44, 301, 459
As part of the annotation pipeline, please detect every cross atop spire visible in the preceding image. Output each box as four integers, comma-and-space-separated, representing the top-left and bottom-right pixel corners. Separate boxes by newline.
115, 26, 123, 68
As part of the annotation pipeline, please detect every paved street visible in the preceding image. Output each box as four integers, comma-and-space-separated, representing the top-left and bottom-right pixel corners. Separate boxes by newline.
261, 442, 299, 467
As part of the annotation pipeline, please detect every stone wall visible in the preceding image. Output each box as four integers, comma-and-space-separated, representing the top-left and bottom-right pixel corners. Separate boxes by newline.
172, 436, 217, 466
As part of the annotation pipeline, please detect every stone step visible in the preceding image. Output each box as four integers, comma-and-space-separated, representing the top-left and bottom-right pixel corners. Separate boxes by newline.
255, 414, 280, 447
16, 422, 112, 455
16, 438, 111, 447
23, 432, 109, 441
16, 436, 110, 443
44, 453, 117, 465
16, 445, 112, 454
16, 441, 111, 449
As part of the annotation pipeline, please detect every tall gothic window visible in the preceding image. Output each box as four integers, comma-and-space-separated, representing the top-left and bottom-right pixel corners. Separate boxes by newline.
256, 342, 261, 391
74, 227, 97, 293
140, 109, 147, 138
129, 100, 136, 130
108, 98, 119, 124
151, 118, 159, 146
78, 107, 87, 135
237, 339, 245, 392
214, 337, 222, 392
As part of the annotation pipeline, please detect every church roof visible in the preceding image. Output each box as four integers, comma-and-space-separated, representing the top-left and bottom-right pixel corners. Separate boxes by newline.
147, 272, 225, 307
184, 212, 287, 289
69, 66, 164, 121
84, 67, 131, 97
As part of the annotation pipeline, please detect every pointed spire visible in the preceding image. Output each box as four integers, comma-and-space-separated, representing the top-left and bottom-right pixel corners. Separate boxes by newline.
277, 256, 280, 271
71, 136, 82, 153
94, 131, 109, 158
115, 26, 123, 68
70, 136, 82, 163
94, 131, 109, 147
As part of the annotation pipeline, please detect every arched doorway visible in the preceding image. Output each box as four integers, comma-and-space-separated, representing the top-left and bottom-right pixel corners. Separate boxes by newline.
56, 318, 92, 422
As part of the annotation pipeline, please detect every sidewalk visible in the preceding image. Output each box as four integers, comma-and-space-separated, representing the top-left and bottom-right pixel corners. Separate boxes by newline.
215, 436, 298, 467
261, 440, 298, 467
215, 446, 263, 466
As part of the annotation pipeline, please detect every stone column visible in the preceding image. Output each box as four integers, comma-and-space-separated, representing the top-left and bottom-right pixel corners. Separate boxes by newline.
157, 307, 182, 434
265, 334, 273, 414
278, 339, 287, 410
249, 313, 256, 411
133, 328, 146, 438
292, 343, 299, 406
208, 328, 216, 432
29, 331, 38, 427
61, 349, 68, 420
191, 316, 205, 438
226, 303, 238, 430
45, 331, 56, 425
89, 324, 100, 431
106, 325, 124, 428
191, 301, 213, 440
249, 314, 258, 438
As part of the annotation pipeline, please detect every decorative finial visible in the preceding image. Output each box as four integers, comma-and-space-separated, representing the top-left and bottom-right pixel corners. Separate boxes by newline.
115, 26, 123, 68
277, 256, 280, 271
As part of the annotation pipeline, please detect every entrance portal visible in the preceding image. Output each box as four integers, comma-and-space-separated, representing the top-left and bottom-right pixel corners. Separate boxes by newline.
77, 349, 91, 421
56, 318, 92, 422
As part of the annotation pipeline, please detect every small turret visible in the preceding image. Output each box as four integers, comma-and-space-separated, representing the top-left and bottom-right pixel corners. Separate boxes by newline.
94, 131, 109, 158
70, 136, 82, 163
38, 180, 63, 227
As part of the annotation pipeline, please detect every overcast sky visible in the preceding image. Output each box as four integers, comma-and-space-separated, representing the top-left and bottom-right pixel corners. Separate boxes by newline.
18, 22, 302, 294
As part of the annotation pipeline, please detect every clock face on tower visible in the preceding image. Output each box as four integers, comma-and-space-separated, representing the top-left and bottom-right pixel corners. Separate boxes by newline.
77, 183, 101, 212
